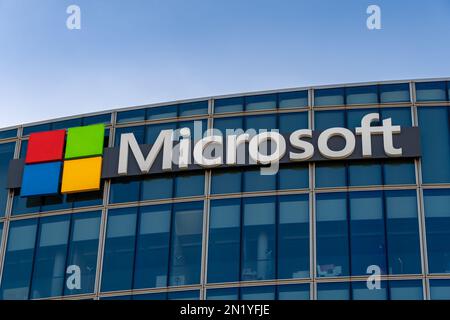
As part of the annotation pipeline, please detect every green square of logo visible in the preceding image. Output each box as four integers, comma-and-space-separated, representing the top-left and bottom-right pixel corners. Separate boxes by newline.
64, 124, 105, 159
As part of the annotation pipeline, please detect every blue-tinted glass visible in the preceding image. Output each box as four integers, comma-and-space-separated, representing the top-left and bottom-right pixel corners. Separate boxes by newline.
19, 140, 28, 158
141, 174, 173, 200
30, 215, 70, 299
145, 122, 177, 143
178, 120, 207, 142
448, 81, 450, 101
213, 117, 244, 136
109, 177, 140, 204
389, 280, 423, 300
385, 190, 421, 275
243, 168, 276, 192
134, 204, 171, 289
146, 105, 177, 120
351, 281, 387, 300
83, 113, 111, 125
23, 123, 51, 136
346, 85, 378, 105
114, 125, 145, 147
241, 286, 275, 300
101, 208, 137, 292
0, 219, 37, 299
208, 199, 241, 283
430, 280, 450, 300
41, 195, 72, 213
174, 173, 204, 198
0, 143, 15, 217
245, 114, 277, 131
424, 189, 450, 273
380, 83, 410, 103
314, 110, 346, 187
168, 290, 200, 300
278, 91, 308, 109
245, 94, 277, 111
418, 107, 450, 183
315, 162, 347, 188
214, 97, 244, 113
242, 197, 276, 281
51, 118, 82, 130
0, 129, 17, 139
383, 160, 416, 185
349, 191, 386, 276
70, 189, 104, 208
314, 88, 345, 106
317, 282, 350, 300
380, 107, 412, 126
278, 112, 308, 134
211, 169, 242, 194
12, 192, 41, 215
0, 223, 2, 249
133, 292, 167, 300
169, 202, 203, 286
117, 109, 146, 123
207, 288, 239, 300
178, 101, 208, 117
101, 295, 131, 300
316, 193, 349, 277
278, 195, 309, 279
347, 108, 379, 129
416, 81, 447, 102
64, 211, 101, 296
348, 162, 382, 186
277, 284, 310, 300
278, 165, 309, 190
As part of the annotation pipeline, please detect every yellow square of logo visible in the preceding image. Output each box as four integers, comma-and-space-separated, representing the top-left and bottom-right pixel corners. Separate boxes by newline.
61, 156, 102, 194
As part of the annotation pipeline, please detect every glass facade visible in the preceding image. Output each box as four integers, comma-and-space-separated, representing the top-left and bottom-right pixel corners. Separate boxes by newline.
0, 79, 449, 300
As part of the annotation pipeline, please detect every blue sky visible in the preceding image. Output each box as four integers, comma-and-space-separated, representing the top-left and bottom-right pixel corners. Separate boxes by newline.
0, 0, 449, 128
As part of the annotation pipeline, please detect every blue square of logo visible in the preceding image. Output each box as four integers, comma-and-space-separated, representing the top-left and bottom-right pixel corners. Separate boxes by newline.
21, 162, 62, 197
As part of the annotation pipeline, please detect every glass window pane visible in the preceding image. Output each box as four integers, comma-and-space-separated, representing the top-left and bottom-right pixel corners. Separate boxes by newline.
0, 129, 17, 139
168, 290, 200, 300
314, 88, 345, 106
134, 204, 171, 289
0, 219, 38, 300
243, 168, 276, 192
141, 174, 173, 201
211, 169, 242, 194
133, 292, 167, 300
314, 110, 345, 130
30, 215, 70, 299
174, 173, 204, 198
389, 280, 423, 300
83, 113, 111, 125
101, 208, 138, 292
424, 189, 450, 273
114, 126, 145, 147
213, 117, 244, 136
23, 123, 51, 136
345, 85, 378, 105
242, 197, 276, 281
241, 286, 275, 300
379, 83, 410, 103
0, 223, 2, 249
51, 118, 82, 130
315, 162, 347, 188
380, 107, 412, 126
383, 160, 416, 185
278, 195, 309, 279
245, 94, 276, 111
117, 109, 146, 123
316, 193, 349, 277
169, 202, 203, 286
349, 191, 386, 276
109, 177, 140, 204
12, 192, 41, 216
145, 122, 177, 144
278, 165, 309, 190
0, 143, 16, 217
64, 211, 101, 296
317, 282, 350, 300
385, 190, 421, 275
207, 288, 239, 300
278, 112, 308, 134
348, 162, 382, 186
214, 97, 244, 113
430, 280, 450, 300
416, 81, 447, 102
208, 199, 241, 283
277, 284, 310, 300
146, 105, 177, 120
178, 101, 208, 117
278, 91, 308, 109
418, 107, 450, 183
352, 281, 387, 300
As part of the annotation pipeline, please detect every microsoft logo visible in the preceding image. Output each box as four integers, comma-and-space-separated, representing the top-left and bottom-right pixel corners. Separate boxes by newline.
21, 124, 105, 196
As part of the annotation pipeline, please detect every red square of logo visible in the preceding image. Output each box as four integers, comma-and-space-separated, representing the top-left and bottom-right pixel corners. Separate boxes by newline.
25, 130, 66, 164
